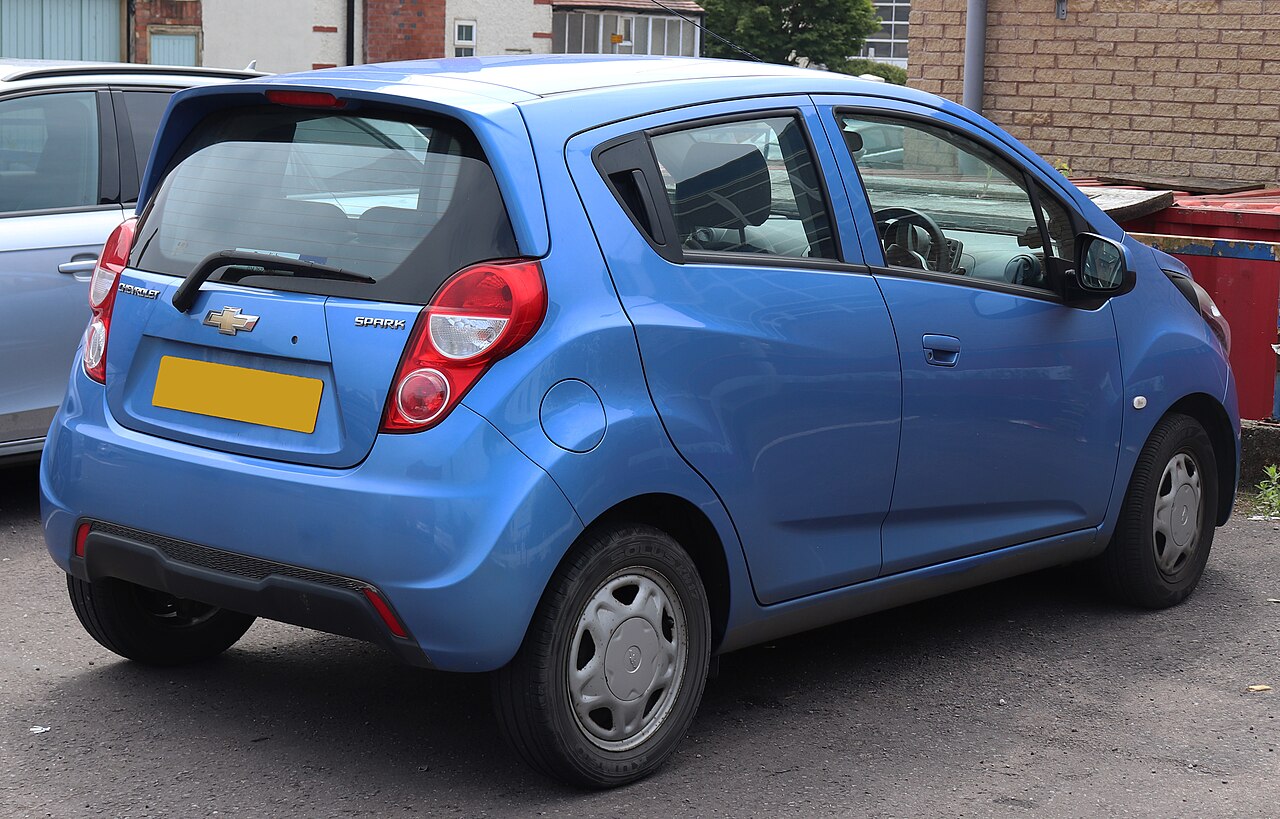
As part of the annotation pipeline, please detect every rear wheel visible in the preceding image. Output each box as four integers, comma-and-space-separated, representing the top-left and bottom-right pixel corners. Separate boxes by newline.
493, 524, 711, 788
1096, 413, 1218, 608
67, 575, 255, 665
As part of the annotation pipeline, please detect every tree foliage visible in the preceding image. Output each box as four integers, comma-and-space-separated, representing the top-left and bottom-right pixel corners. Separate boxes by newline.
702, 0, 882, 68
833, 58, 907, 85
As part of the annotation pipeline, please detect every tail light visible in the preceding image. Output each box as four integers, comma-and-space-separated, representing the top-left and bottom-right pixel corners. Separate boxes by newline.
381, 259, 546, 432
1191, 279, 1231, 355
83, 218, 138, 384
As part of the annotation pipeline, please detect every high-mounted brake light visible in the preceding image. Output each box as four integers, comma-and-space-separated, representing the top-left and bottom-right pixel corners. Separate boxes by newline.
83, 218, 138, 384
265, 90, 346, 109
380, 259, 546, 433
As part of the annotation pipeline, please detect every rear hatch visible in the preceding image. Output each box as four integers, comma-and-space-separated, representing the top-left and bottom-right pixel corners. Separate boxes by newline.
105, 99, 518, 467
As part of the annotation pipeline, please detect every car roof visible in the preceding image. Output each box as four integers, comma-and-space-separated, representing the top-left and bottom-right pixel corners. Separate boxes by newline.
262, 54, 928, 104
0, 58, 262, 85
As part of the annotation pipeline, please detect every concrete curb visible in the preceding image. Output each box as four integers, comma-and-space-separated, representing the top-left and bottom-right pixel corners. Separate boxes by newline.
1241, 419, 1280, 490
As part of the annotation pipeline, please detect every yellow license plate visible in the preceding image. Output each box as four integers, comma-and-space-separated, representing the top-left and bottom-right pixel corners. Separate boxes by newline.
152, 356, 323, 434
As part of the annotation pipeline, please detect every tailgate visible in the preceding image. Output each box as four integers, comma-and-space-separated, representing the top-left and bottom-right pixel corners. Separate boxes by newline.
105, 272, 417, 468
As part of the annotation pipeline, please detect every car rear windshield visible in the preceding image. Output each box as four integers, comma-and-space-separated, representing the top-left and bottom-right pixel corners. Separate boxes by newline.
130, 105, 518, 304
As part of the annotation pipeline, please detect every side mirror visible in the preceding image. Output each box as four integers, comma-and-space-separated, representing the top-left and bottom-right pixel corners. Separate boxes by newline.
1075, 233, 1132, 294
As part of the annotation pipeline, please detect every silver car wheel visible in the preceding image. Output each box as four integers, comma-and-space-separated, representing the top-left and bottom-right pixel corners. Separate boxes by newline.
567, 567, 688, 752
1153, 451, 1202, 578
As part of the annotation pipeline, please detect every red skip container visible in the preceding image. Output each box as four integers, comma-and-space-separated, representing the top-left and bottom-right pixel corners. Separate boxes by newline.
1122, 191, 1280, 421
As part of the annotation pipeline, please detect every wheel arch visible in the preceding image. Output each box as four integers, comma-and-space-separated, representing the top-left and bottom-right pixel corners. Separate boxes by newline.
586, 493, 732, 654
1163, 392, 1237, 525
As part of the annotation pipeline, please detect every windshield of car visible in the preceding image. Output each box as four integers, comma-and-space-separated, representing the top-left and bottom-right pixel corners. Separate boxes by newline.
130, 105, 518, 304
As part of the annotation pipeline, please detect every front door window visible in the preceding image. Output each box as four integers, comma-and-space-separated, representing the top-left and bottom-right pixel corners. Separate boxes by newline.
837, 113, 1072, 291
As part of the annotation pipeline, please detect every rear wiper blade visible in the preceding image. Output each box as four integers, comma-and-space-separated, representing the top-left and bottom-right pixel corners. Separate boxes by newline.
172, 250, 375, 313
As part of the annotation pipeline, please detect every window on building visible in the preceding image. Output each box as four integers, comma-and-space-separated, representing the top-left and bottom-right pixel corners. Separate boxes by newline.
454, 20, 475, 56
858, 1, 909, 67
149, 29, 200, 67
551, 12, 698, 57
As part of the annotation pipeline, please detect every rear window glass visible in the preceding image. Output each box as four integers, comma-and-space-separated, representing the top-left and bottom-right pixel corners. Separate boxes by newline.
131, 106, 518, 304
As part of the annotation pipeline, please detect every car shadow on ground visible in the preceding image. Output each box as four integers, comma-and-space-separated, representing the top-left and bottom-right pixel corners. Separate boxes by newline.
0, 462, 40, 517
36, 556, 1248, 811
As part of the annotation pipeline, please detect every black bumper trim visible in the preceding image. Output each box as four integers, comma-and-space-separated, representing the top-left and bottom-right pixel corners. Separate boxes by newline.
73, 521, 432, 668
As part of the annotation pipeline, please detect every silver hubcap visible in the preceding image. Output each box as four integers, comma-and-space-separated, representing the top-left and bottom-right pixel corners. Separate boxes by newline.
567, 567, 687, 751
1153, 451, 1202, 577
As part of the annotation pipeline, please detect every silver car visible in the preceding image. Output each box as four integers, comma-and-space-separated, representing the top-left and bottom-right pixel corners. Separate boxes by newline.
0, 60, 258, 462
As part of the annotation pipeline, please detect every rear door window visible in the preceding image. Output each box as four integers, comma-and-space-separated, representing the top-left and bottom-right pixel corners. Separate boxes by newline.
0, 91, 101, 214
131, 106, 518, 304
648, 115, 837, 260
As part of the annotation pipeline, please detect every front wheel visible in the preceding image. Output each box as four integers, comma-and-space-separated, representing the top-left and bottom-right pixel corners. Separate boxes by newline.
1096, 413, 1218, 608
493, 524, 712, 788
67, 575, 256, 666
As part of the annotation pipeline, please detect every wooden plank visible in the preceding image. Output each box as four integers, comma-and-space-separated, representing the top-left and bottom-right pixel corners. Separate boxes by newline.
1097, 175, 1266, 195
1080, 187, 1174, 222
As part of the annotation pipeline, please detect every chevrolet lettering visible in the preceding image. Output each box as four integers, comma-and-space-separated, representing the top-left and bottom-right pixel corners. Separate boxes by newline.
117, 283, 161, 300
41, 56, 1241, 789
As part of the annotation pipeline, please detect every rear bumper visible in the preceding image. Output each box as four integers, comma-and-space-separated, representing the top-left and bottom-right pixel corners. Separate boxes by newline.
72, 520, 434, 666
42, 366, 583, 672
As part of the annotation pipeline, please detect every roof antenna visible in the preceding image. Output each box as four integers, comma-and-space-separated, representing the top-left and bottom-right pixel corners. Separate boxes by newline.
244, 60, 258, 71
646, 0, 762, 62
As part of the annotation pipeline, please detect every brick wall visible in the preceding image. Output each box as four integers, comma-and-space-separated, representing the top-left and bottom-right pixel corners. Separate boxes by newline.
907, 0, 1280, 184
364, 0, 446, 62
133, 0, 203, 64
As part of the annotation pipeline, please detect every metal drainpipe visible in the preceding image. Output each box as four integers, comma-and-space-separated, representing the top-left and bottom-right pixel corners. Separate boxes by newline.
347, 0, 357, 66
962, 0, 988, 113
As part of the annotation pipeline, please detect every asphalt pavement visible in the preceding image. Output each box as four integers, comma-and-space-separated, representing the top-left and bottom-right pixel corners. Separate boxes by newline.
2, 463, 1277, 817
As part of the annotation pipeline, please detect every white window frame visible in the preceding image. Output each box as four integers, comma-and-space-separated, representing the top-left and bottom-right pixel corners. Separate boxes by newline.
454, 20, 476, 46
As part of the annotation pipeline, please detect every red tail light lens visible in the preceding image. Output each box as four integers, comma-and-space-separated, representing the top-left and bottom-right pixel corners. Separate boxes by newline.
381, 259, 546, 433
84, 218, 138, 384
1190, 279, 1231, 355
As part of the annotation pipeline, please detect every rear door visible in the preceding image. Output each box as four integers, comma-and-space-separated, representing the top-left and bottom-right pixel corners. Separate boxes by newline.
568, 99, 902, 605
817, 99, 1123, 574
0, 87, 123, 452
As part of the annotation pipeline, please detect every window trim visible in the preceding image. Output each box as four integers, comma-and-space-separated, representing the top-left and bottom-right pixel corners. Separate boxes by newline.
832, 105, 1089, 300
0, 86, 118, 217
109, 86, 181, 205
641, 108, 846, 266
454, 20, 476, 45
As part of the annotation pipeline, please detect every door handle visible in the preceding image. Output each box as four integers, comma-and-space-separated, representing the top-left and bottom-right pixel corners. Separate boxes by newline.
58, 257, 98, 275
922, 334, 961, 367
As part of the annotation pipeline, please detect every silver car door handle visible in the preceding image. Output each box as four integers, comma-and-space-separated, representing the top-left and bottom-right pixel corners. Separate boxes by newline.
58, 258, 98, 275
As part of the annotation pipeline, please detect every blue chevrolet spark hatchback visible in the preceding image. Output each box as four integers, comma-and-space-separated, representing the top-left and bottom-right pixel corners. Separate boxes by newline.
41, 56, 1238, 787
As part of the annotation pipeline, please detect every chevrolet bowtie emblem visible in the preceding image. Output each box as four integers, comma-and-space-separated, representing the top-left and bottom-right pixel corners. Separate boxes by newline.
203, 307, 260, 336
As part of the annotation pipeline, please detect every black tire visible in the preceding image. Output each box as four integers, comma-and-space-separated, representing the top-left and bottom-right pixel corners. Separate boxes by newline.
1096, 413, 1218, 608
493, 523, 712, 789
67, 575, 256, 666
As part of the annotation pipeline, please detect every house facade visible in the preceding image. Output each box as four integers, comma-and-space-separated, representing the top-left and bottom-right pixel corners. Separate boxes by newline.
0, 0, 701, 73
